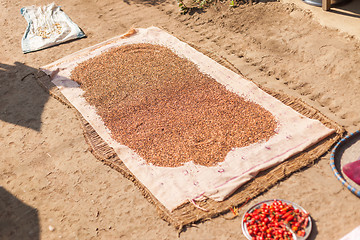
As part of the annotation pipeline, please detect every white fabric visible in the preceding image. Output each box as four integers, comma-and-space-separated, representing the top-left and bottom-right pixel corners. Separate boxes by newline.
21, 3, 85, 53
41, 27, 335, 211
339, 226, 360, 240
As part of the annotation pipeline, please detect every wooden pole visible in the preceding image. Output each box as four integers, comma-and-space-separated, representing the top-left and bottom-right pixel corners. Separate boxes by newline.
322, 0, 331, 11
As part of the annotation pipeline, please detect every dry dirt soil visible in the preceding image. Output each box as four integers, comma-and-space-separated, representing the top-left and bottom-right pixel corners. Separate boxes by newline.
1, 0, 359, 239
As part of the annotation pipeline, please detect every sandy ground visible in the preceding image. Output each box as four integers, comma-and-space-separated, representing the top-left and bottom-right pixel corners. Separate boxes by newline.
282, 0, 360, 40
1, 0, 360, 239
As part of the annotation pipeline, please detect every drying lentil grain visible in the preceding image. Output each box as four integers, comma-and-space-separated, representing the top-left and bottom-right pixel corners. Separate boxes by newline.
71, 43, 277, 167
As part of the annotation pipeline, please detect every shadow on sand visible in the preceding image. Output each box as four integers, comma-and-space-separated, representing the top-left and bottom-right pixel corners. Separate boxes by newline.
0, 62, 48, 131
330, 0, 360, 18
0, 187, 40, 240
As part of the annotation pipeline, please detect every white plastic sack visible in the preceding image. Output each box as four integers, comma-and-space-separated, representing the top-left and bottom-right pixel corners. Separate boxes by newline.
21, 3, 85, 53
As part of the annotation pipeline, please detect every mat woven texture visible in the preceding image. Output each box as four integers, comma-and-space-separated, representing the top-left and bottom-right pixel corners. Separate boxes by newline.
35, 44, 344, 230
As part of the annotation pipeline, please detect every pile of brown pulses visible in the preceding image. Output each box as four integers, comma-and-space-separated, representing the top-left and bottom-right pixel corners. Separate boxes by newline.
71, 43, 277, 167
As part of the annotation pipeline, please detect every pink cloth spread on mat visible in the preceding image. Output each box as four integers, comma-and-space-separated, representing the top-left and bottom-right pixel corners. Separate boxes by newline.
41, 27, 335, 211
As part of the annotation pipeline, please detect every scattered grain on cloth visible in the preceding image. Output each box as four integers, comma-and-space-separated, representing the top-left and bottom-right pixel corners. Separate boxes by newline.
71, 43, 277, 167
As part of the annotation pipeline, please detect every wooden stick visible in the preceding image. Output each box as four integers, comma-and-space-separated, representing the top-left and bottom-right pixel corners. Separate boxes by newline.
322, 0, 331, 11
